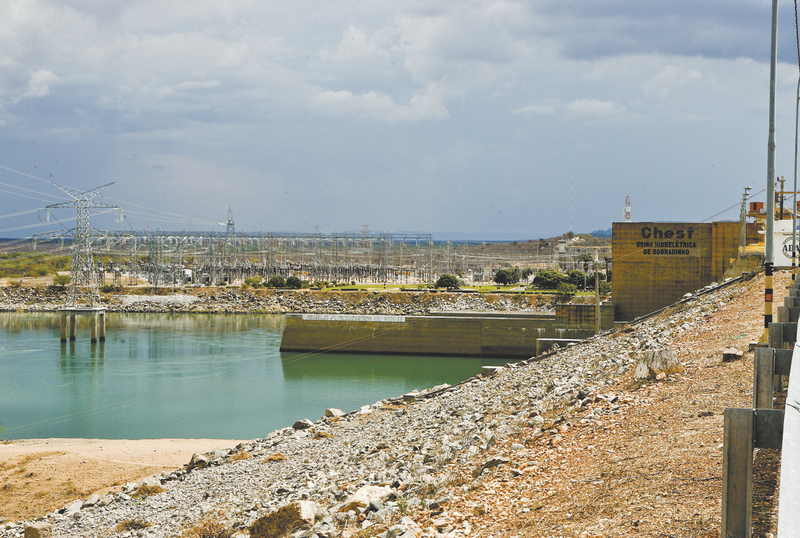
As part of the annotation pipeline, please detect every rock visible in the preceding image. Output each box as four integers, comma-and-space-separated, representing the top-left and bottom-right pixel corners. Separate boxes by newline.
82, 494, 101, 508
339, 485, 393, 512
61, 499, 83, 515
188, 453, 209, 469
634, 346, 684, 379
293, 419, 314, 430
250, 500, 317, 538
23, 523, 52, 538
722, 347, 744, 362
140, 476, 161, 488
325, 408, 345, 418
472, 457, 510, 478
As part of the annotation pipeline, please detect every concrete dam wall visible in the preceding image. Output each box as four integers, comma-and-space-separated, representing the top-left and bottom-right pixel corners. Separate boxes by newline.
279, 304, 614, 358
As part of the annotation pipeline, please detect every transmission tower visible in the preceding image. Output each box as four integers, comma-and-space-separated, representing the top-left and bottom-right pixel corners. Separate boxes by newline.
223, 207, 235, 250
46, 182, 121, 307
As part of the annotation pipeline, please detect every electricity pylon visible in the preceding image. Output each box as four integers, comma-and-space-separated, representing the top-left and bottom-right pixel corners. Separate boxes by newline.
46, 182, 121, 307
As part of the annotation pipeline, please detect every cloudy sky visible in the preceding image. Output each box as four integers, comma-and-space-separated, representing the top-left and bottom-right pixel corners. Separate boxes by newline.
1, 0, 800, 240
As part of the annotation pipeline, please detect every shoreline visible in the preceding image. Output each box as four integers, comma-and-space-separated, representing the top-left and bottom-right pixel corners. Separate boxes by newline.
0, 285, 593, 316
0, 274, 779, 537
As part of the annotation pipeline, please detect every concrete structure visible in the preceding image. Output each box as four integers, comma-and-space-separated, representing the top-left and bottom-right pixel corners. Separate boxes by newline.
612, 222, 759, 321
279, 304, 614, 358
59, 308, 106, 342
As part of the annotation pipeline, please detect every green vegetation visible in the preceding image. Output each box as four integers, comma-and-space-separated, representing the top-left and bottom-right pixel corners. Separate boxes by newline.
243, 276, 263, 288
266, 276, 286, 288
531, 270, 568, 289
556, 282, 577, 296
435, 274, 459, 289
493, 268, 521, 285
52, 274, 71, 286
0, 253, 69, 279
286, 276, 302, 289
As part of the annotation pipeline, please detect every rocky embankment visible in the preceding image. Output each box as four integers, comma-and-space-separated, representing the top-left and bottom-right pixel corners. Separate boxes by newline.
0, 286, 561, 315
0, 278, 745, 538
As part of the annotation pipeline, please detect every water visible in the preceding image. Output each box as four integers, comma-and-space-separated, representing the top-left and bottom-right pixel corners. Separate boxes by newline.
0, 313, 508, 439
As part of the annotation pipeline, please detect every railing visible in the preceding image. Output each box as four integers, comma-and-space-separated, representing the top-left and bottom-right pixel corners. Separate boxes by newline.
721, 278, 799, 537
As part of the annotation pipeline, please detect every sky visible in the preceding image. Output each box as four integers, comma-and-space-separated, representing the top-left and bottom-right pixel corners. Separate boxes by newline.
1, 0, 800, 240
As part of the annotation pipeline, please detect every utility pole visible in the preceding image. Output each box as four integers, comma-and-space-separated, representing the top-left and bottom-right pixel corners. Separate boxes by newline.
740, 186, 753, 250
761, 0, 779, 344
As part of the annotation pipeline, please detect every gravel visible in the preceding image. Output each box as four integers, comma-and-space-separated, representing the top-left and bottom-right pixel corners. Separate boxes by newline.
0, 278, 747, 538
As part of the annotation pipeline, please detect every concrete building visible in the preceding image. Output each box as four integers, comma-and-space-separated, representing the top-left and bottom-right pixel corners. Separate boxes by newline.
611, 221, 759, 321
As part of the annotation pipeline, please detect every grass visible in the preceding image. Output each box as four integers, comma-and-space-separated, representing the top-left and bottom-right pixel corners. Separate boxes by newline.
229, 451, 252, 462
116, 519, 151, 532
181, 517, 234, 538
133, 484, 166, 498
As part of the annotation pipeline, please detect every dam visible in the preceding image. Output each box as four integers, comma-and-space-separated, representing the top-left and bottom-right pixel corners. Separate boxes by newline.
279, 303, 614, 358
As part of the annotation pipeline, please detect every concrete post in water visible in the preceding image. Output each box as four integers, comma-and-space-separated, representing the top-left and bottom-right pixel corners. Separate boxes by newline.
60, 313, 67, 342
69, 314, 77, 341
90, 313, 98, 343
98, 311, 105, 341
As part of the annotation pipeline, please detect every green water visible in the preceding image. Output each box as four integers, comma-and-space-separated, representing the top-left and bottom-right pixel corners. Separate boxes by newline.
0, 313, 507, 439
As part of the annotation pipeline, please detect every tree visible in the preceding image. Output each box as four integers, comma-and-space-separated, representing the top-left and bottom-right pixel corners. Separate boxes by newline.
567, 269, 586, 289
435, 274, 459, 289
556, 282, 577, 296
493, 268, 520, 285
532, 270, 568, 289
286, 276, 302, 289
266, 275, 286, 288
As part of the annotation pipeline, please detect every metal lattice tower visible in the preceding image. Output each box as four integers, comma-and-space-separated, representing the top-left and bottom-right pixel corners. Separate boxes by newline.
224, 207, 235, 250
46, 182, 120, 307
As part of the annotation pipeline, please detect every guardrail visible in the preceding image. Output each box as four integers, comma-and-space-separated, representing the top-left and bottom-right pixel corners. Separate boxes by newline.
721, 277, 799, 537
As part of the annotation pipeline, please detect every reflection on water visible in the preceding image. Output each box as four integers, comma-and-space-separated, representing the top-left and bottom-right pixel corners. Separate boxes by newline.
0, 313, 508, 440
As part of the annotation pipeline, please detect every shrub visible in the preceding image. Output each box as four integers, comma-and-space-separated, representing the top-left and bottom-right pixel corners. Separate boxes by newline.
133, 484, 165, 498
116, 519, 151, 532
52, 274, 71, 287
286, 276, 302, 289
493, 268, 520, 285
435, 274, 459, 289
8, 280, 21, 288
266, 276, 286, 288
99, 284, 116, 293
556, 282, 577, 296
182, 517, 234, 538
567, 269, 586, 288
532, 270, 568, 289
244, 276, 262, 288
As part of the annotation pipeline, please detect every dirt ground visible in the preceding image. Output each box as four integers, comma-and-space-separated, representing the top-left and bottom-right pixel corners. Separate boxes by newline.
412, 271, 788, 537
0, 438, 243, 522
0, 272, 788, 535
